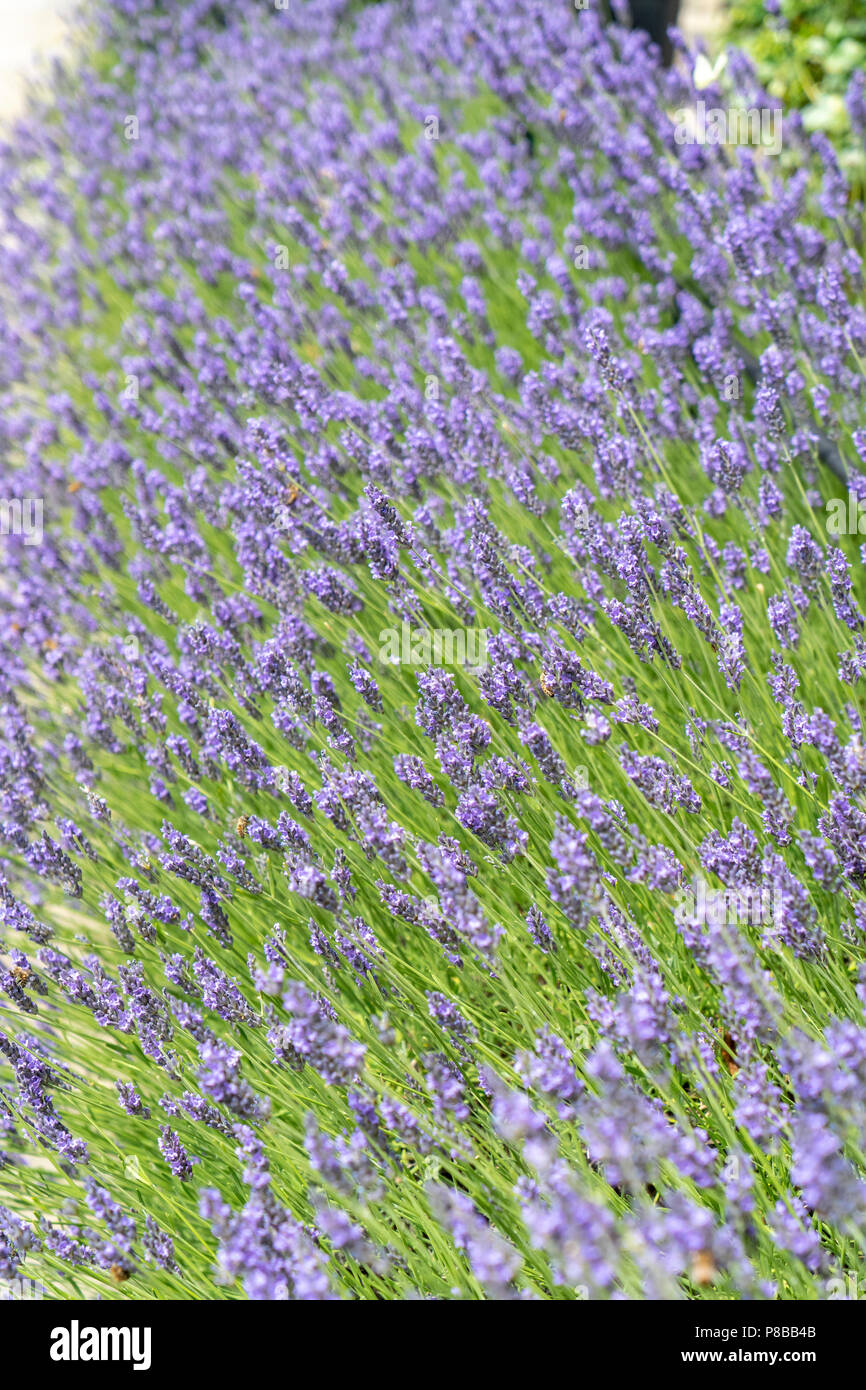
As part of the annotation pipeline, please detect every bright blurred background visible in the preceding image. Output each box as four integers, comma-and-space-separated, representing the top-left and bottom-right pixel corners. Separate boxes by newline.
0, 0, 75, 120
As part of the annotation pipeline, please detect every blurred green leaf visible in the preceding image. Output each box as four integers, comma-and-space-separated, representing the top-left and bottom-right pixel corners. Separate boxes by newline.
802, 93, 851, 135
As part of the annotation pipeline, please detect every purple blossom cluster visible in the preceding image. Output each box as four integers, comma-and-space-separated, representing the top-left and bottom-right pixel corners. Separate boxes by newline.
0, 0, 865, 1302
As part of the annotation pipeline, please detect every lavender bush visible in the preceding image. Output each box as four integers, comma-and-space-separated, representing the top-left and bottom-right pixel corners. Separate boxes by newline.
0, 0, 865, 1301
